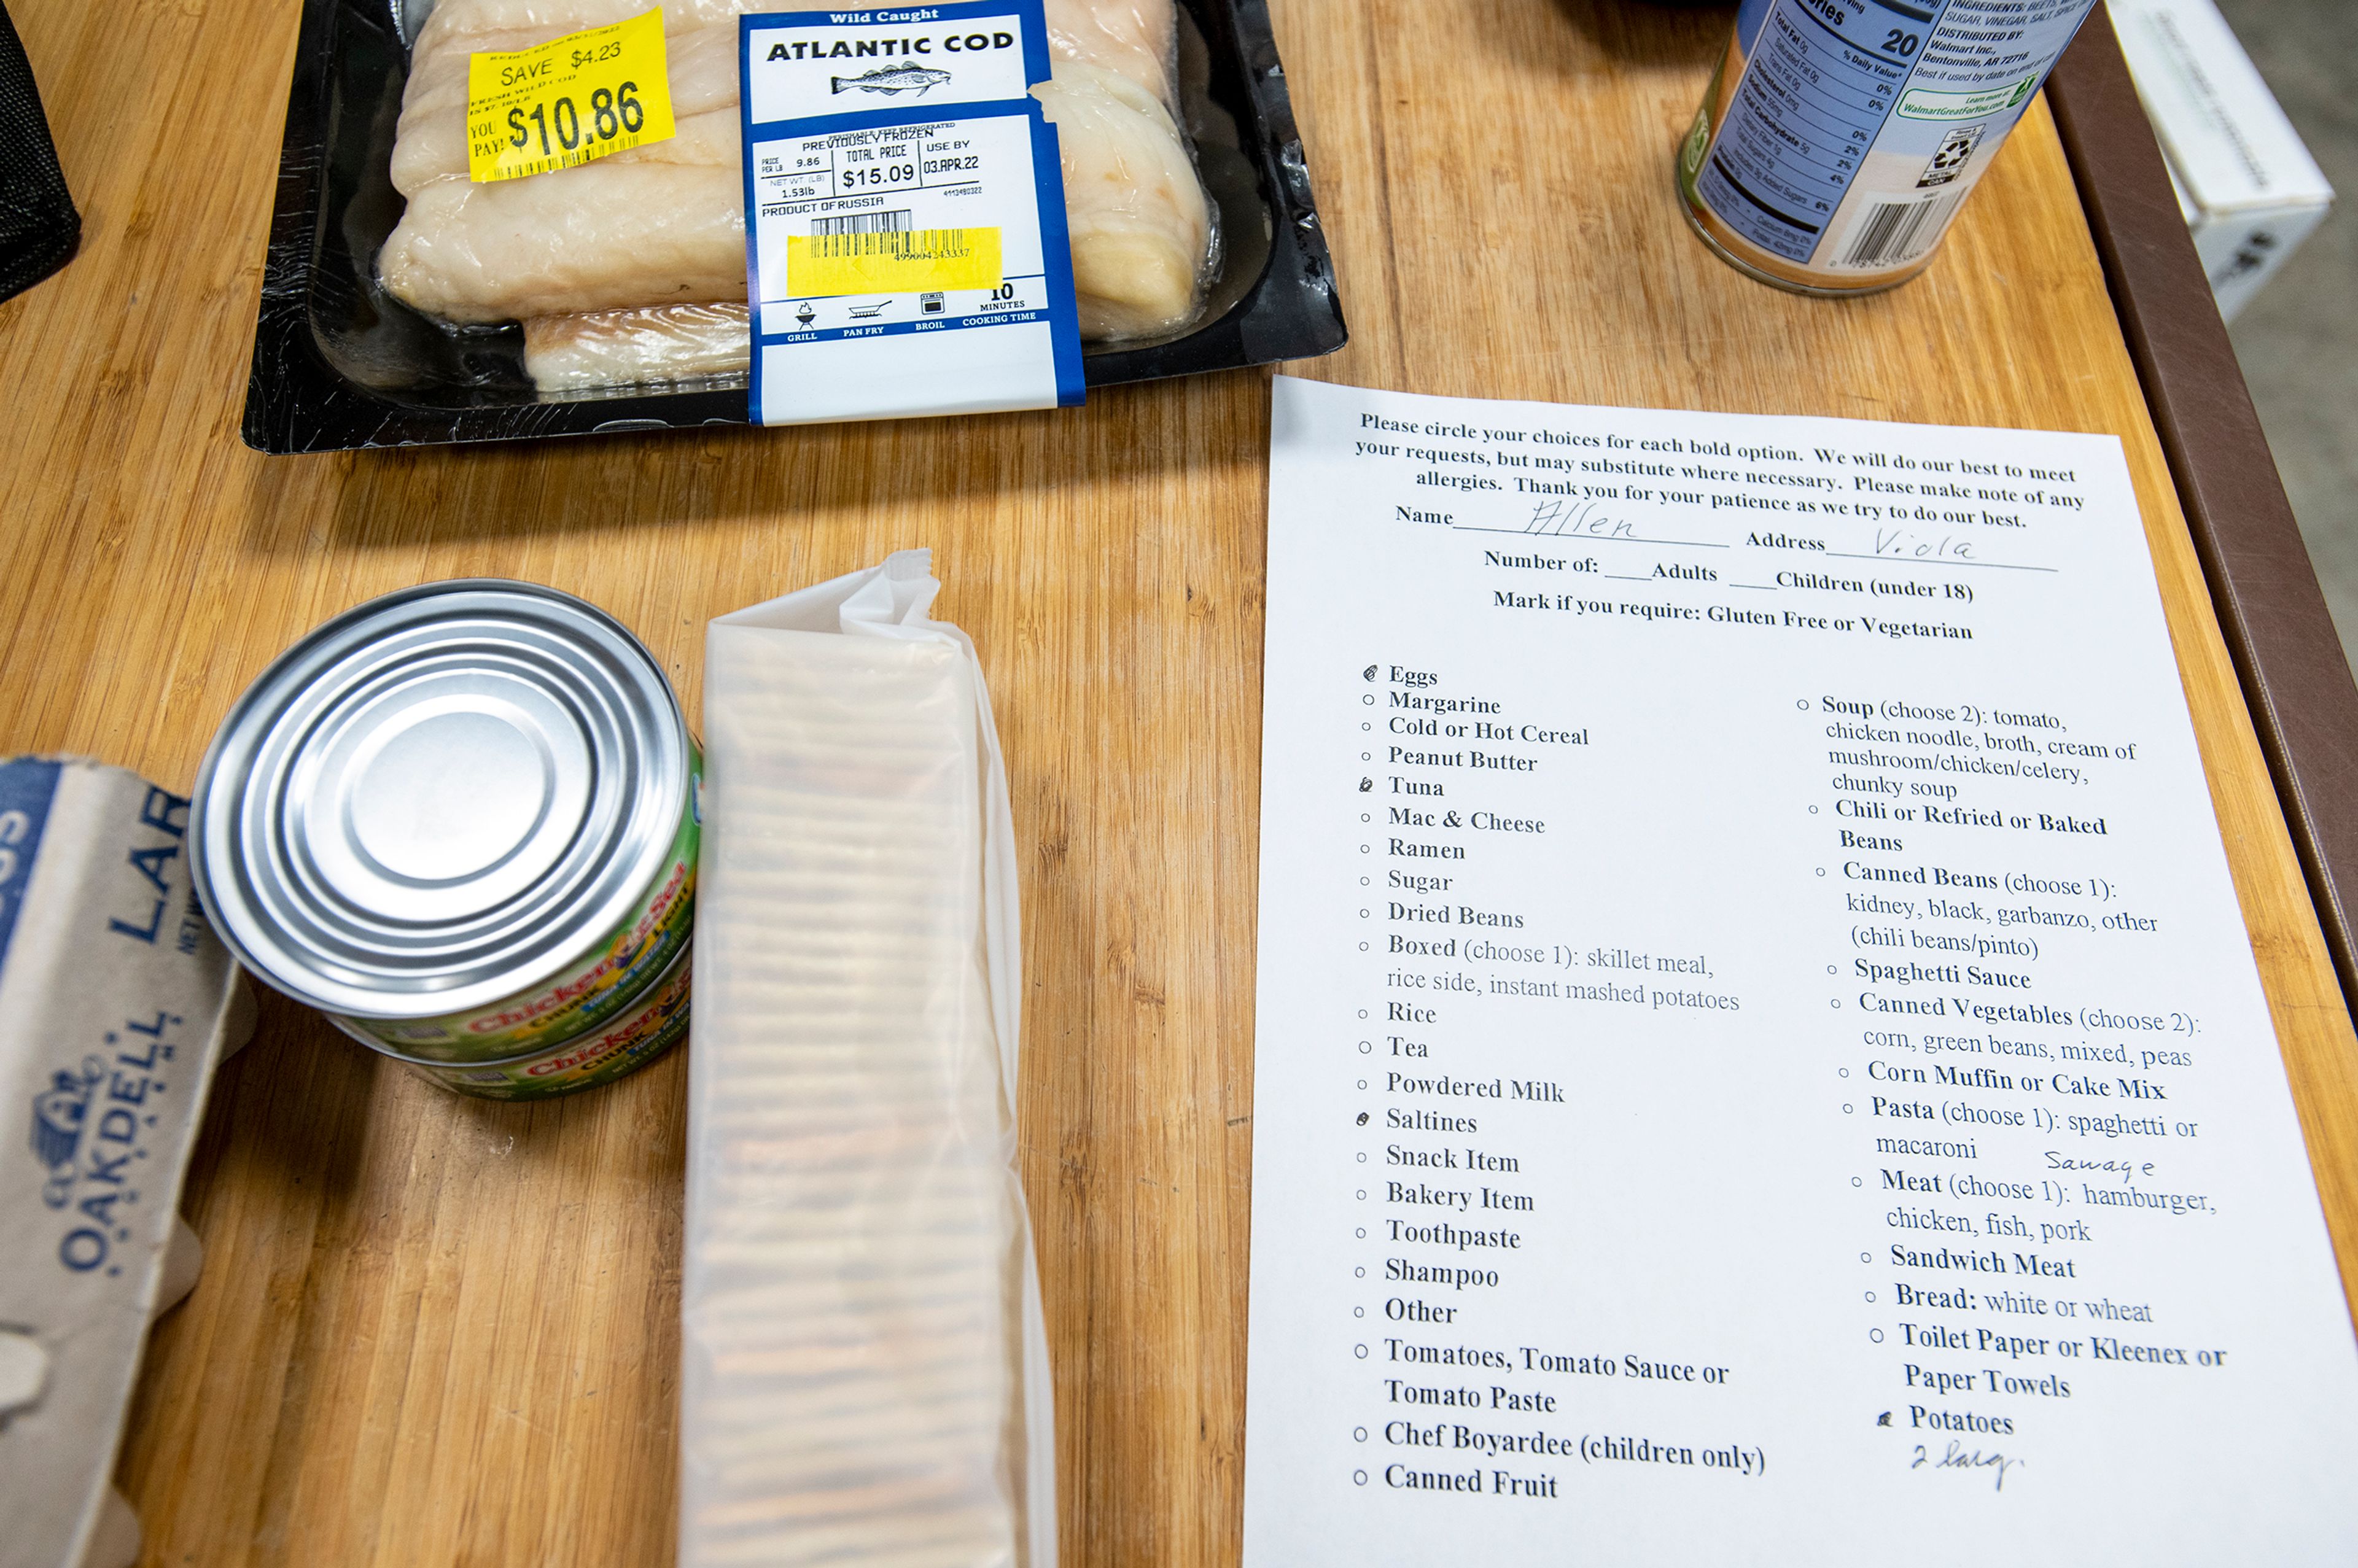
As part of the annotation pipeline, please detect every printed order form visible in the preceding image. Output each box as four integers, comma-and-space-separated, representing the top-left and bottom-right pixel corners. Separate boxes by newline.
1242, 376, 2358, 1564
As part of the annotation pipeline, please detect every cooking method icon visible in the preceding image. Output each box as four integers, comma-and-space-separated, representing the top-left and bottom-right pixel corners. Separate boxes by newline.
846, 300, 892, 319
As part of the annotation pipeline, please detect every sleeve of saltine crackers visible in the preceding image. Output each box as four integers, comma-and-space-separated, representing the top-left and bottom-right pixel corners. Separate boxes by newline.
0, 759, 252, 1568
683, 551, 1056, 1568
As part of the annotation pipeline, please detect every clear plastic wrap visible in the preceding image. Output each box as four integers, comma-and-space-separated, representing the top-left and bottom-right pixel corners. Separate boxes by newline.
1042, 0, 1175, 106
523, 299, 750, 389
1032, 58, 1212, 341
378, 0, 1219, 386
683, 553, 1055, 1568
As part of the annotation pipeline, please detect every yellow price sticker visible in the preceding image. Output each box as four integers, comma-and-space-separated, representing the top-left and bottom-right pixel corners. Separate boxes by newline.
786, 228, 1005, 297
466, 9, 675, 184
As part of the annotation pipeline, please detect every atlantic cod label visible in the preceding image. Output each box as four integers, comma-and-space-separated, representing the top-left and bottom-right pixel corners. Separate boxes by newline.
738, 1, 1083, 425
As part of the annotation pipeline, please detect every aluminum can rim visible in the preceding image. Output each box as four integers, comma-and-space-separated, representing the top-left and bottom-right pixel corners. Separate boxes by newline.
191, 579, 691, 1020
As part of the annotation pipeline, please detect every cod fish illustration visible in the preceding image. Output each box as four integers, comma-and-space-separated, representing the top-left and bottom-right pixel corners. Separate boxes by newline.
831, 64, 952, 96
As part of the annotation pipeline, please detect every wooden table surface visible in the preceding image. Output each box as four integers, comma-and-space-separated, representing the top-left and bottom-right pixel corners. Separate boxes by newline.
3, 1, 2353, 1564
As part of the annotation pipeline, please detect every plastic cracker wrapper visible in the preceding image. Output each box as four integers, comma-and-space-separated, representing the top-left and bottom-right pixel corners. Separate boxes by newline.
683, 553, 1056, 1568
0, 759, 254, 1568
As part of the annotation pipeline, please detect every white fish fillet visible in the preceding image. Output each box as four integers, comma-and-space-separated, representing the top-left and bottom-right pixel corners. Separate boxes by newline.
1044, 0, 1176, 109
524, 301, 750, 388
382, 161, 745, 322
515, 58, 1209, 382
1034, 60, 1210, 341
381, 0, 1212, 379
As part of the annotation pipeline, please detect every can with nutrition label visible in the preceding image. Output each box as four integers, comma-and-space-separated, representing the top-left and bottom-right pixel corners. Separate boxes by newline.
1678, 0, 2103, 296
190, 580, 699, 1099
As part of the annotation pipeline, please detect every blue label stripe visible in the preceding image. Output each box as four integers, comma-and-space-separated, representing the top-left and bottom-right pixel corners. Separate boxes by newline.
741, 14, 767, 427
757, 306, 1059, 346
1029, 110, 1086, 407
0, 758, 63, 971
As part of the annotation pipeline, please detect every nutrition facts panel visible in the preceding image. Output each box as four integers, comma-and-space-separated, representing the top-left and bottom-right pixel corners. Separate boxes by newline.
1698, 0, 1953, 263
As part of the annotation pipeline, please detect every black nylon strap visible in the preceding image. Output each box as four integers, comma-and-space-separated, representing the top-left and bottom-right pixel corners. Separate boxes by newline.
0, 0, 80, 304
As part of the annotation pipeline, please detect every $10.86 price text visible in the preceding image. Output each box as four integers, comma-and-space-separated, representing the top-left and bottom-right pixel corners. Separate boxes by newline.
507, 82, 648, 159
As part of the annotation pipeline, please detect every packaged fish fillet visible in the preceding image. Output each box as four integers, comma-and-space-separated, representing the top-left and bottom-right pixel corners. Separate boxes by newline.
379, 0, 1218, 392
243, 0, 1345, 451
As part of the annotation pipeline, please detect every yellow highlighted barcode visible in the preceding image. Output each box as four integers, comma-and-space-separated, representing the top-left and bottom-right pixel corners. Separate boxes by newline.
787, 228, 1004, 297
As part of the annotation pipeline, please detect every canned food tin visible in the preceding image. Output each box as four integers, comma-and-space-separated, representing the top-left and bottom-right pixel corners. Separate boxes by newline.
190, 581, 698, 1074
396, 946, 693, 1100
1678, 0, 2101, 295
328, 799, 696, 1059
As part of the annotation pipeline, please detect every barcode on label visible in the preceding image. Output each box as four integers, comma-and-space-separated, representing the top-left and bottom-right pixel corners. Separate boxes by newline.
811, 209, 912, 236
1836, 195, 1962, 270
787, 226, 1003, 295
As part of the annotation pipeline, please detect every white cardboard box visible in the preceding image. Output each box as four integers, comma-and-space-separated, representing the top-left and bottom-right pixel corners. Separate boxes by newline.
2111, 0, 2335, 320
0, 759, 251, 1568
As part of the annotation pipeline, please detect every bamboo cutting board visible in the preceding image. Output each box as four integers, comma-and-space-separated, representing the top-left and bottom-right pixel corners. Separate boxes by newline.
0, 0, 2350, 1564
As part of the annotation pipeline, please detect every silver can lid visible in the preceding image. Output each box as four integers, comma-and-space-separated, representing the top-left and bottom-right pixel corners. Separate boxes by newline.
192, 581, 690, 1021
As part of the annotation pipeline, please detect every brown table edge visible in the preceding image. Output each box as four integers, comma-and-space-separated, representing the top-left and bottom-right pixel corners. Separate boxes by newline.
2047, 11, 2358, 1025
